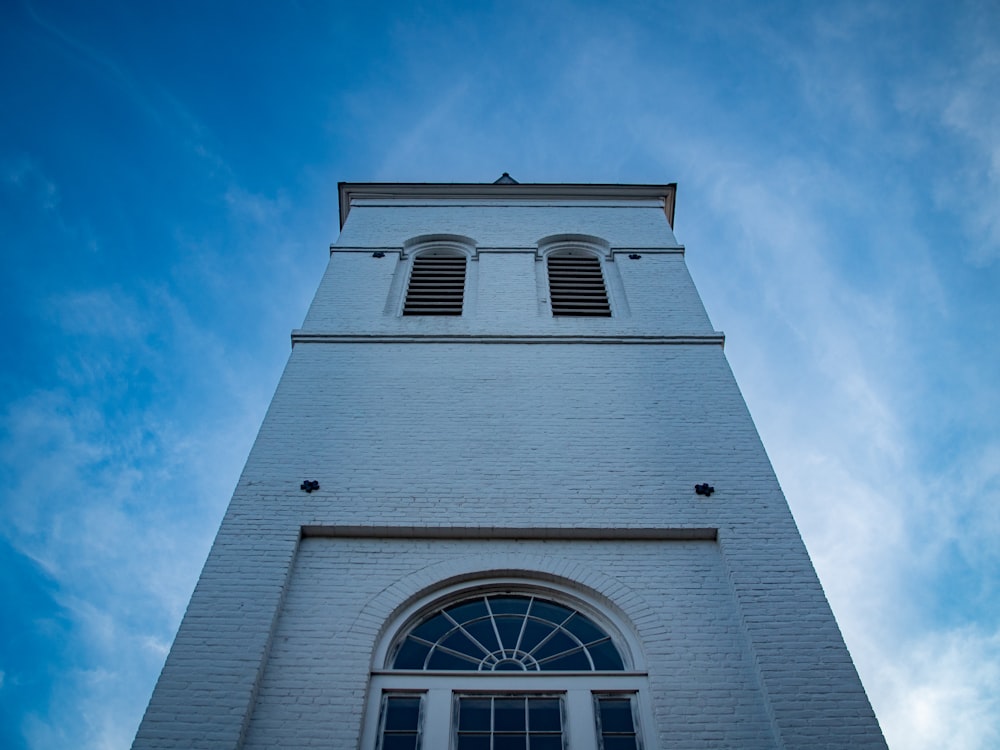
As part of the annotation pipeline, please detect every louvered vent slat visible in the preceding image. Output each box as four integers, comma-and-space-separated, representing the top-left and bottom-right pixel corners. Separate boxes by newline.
547, 254, 611, 316
403, 254, 466, 315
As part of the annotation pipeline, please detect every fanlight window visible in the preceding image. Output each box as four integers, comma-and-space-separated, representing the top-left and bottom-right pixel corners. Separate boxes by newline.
390, 593, 626, 672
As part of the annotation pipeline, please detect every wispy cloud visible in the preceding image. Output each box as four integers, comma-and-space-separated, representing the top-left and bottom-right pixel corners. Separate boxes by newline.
0, 113, 335, 740
4, 157, 59, 211
662, 140, 1000, 747
0, 241, 313, 746
3, 3, 998, 749
869, 626, 1000, 750
897, 25, 1000, 264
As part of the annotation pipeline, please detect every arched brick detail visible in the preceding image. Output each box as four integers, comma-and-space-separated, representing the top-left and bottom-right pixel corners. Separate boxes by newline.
348, 551, 656, 670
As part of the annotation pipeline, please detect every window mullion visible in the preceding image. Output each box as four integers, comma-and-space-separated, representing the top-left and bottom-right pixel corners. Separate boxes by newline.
565, 689, 600, 750
421, 688, 451, 750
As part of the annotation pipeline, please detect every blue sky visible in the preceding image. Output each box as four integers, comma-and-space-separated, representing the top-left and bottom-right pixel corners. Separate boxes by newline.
1, 1, 998, 748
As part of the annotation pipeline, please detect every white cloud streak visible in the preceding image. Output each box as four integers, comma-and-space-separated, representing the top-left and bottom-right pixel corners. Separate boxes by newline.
4, 3, 998, 749
1, 170, 325, 748
668, 149, 1000, 749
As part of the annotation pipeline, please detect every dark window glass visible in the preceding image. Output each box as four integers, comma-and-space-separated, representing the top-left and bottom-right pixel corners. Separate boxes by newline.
494, 737, 527, 750
393, 639, 431, 670
528, 699, 561, 732
589, 640, 625, 671
494, 698, 526, 732
465, 618, 501, 654
595, 696, 639, 750
539, 649, 591, 671
441, 630, 486, 660
604, 739, 640, 750
517, 619, 551, 656
528, 600, 572, 626
489, 596, 530, 615
455, 736, 490, 750
459, 698, 492, 731
381, 736, 418, 750
446, 599, 489, 623
598, 699, 634, 733
390, 593, 626, 672
384, 697, 420, 730
495, 615, 524, 649
379, 695, 421, 750
456, 696, 563, 750
530, 736, 563, 750
563, 613, 604, 644
532, 631, 577, 662
427, 649, 478, 670
411, 615, 452, 642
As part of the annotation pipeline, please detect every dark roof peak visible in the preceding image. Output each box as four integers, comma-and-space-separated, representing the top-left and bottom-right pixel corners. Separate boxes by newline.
493, 172, 519, 184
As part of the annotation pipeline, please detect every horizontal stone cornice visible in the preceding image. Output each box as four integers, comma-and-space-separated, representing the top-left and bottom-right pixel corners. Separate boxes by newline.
339, 181, 677, 228
328, 245, 686, 254
290, 332, 725, 346
301, 525, 717, 541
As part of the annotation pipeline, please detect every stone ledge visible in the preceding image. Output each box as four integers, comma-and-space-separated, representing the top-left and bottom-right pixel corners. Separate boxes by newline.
290, 332, 726, 346
300, 525, 718, 541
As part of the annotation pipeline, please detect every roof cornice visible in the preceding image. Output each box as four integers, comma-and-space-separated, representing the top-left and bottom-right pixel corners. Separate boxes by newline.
338, 182, 677, 229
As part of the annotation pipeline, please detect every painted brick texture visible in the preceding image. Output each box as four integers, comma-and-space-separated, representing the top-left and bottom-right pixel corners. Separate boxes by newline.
301, 250, 715, 336
132, 190, 886, 750
336, 203, 680, 249
242, 539, 775, 750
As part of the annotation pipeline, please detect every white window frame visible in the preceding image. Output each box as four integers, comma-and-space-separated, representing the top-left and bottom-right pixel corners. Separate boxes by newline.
593, 692, 644, 750
395, 234, 478, 318
535, 234, 626, 318
360, 579, 653, 750
375, 691, 425, 750
364, 675, 650, 750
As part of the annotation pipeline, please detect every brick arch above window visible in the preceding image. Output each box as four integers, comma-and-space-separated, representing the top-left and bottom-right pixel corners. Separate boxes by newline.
402, 234, 478, 260
350, 556, 657, 672
539, 249, 609, 318
374, 576, 644, 673
535, 234, 612, 262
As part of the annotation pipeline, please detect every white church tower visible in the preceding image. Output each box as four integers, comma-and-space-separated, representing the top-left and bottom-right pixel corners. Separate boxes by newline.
133, 178, 887, 749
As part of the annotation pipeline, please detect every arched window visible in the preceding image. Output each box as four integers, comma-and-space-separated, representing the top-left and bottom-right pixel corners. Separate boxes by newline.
403, 250, 468, 316
397, 234, 476, 317
546, 250, 611, 317
364, 583, 649, 750
537, 234, 615, 318
391, 593, 625, 672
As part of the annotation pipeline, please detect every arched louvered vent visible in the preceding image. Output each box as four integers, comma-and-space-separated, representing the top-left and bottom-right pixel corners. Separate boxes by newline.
403, 252, 467, 315
547, 252, 611, 316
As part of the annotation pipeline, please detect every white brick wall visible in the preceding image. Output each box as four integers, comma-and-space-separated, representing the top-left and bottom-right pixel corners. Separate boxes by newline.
336, 203, 679, 249
301, 250, 716, 336
132, 190, 886, 749
242, 539, 775, 749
